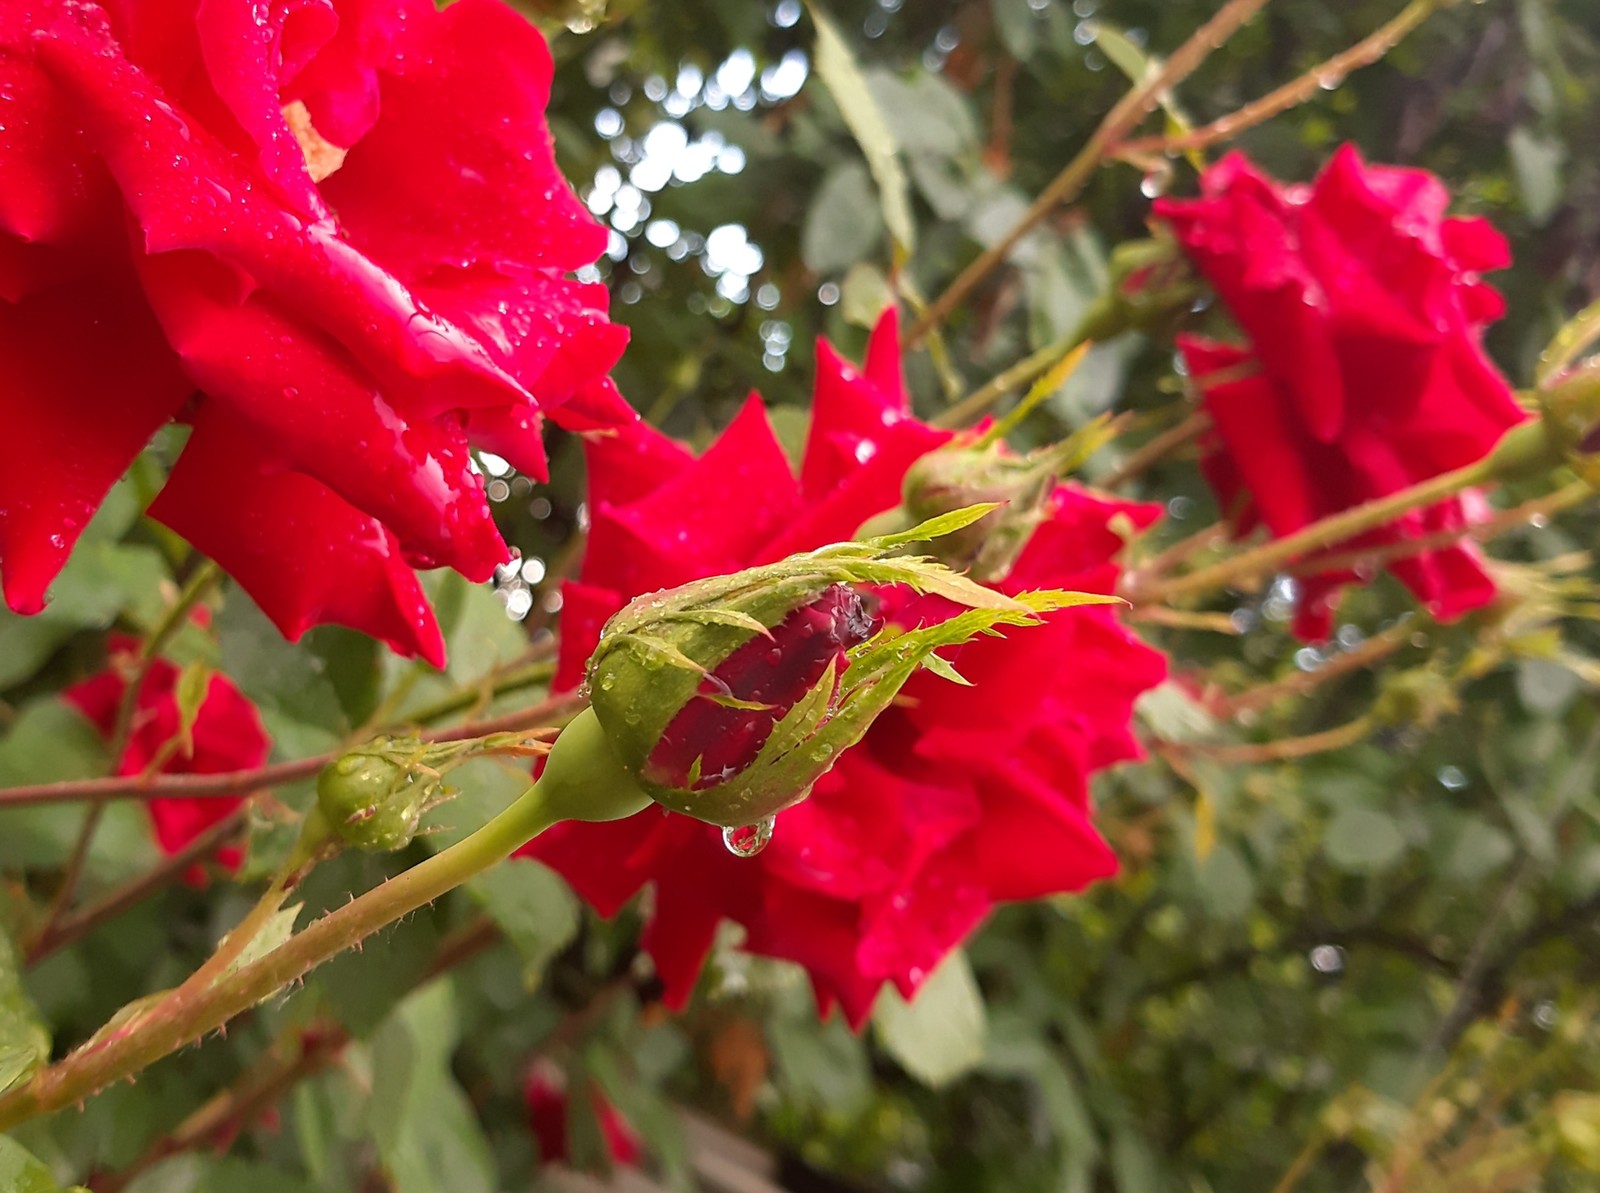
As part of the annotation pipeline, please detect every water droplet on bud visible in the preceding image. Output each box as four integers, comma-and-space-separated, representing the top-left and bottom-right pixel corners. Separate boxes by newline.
722, 815, 775, 857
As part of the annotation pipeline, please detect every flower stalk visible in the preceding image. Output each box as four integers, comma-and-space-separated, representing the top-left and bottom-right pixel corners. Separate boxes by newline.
0, 772, 578, 1130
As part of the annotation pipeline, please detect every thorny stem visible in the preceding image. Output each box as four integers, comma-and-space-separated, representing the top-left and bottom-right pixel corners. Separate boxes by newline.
0, 777, 568, 1130
0, 692, 581, 809
91, 917, 505, 1193
934, 332, 1086, 429
181, 811, 336, 995
1118, 0, 1447, 158
1126, 455, 1499, 606
1161, 714, 1374, 765
1284, 481, 1591, 580
36, 562, 225, 950
1214, 621, 1416, 718
903, 0, 1275, 347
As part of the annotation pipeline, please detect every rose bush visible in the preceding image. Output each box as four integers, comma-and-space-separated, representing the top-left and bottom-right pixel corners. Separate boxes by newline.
524, 312, 1166, 1023
1156, 146, 1529, 638
0, 0, 630, 665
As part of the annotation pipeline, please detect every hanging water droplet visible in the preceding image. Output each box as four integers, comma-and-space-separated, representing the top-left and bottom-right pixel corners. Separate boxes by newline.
1139, 161, 1172, 199
1315, 70, 1345, 91
722, 816, 775, 857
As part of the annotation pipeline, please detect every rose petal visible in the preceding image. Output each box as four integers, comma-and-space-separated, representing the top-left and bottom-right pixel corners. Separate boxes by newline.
0, 264, 192, 613
149, 403, 446, 666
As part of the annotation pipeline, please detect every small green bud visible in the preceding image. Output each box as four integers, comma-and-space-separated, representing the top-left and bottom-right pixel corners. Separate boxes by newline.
315, 737, 448, 853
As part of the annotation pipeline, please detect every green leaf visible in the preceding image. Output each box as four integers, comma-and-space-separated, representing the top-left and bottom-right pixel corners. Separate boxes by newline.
1086, 21, 1201, 170
1195, 842, 1254, 921
0, 1136, 87, 1193
919, 652, 971, 686
1516, 657, 1581, 715
367, 981, 496, 1193
769, 1009, 872, 1116
861, 503, 1004, 550
465, 860, 579, 983
0, 928, 48, 1097
0, 542, 167, 690
840, 261, 894, 328
1444, 816, 1515, 883
171, 660, 211, 761
874, 951, 988, 1088
800, 160, 883, 275
992, 0, 1040, 60
0, 702, 155, 882
1508, 125, 1565, 226
808, 1, 916, 254
220, 903, 302, 978
1324, 806, 1407, 874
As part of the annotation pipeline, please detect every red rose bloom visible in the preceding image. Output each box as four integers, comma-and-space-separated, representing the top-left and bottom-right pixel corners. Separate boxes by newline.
524, 1058, 641, 1169
523, 311, 1166, 1025
65, 637, 270, 868
1, 0, 631, 666
1155, 146, 1529, 639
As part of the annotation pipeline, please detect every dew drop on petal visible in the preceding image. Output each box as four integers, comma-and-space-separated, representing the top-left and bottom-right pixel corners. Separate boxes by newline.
722, 815, 775, 857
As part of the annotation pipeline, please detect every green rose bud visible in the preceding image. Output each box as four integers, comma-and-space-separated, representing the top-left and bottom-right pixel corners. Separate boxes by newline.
1535, 361, 1600, 482
545, 506, 1120, 833
901, 418, 1115, 583
315, 737, 450, 853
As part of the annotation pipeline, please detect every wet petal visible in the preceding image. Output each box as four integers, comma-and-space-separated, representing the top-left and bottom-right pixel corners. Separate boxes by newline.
149, 404, 446, 666
35, 11, 538, 422
318, 0, 605, 277
0, 264, 192, 613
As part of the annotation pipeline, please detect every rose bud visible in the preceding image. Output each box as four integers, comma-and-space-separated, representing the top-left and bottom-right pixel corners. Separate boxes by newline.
1077, 234, 1201, 342
901, 419, 1115, 583
535, 506, 1121, 831
1536, 359, 1600, 482
315, 737, 452, 853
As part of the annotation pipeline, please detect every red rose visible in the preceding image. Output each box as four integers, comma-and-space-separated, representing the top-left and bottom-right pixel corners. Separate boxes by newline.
523, 312, 1166, 1025
65, 637, 270, 868
1, 0, 630, 666
1155, 146, 1528, 638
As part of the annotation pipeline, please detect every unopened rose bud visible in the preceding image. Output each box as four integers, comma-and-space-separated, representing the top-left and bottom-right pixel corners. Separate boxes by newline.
1078, 235, 1200, 342
316, 737, 449, 853
901, 420, 1113, 583
1535, 360, 1600, 482
640, 584, 877, 791
536, 506, 1121, 830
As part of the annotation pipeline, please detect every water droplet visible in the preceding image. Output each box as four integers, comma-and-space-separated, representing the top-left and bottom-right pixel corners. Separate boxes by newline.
1139, 162, 1172, 199
1308, 944, 1345, 974
1315, 70, 1345, 90
722, 816, 775, 857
